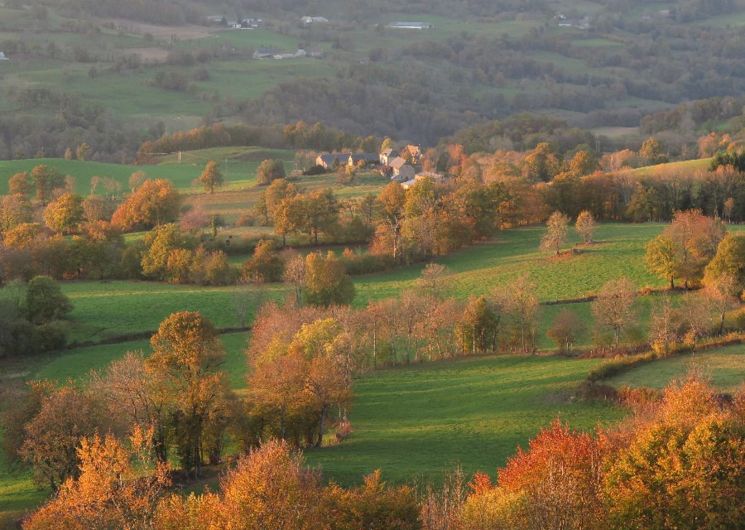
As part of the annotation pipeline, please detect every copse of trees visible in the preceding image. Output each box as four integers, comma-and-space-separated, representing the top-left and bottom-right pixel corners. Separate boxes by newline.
645, 210, 726, 289
422, 376, 745, 530
19, 374, 745, 529
0, 276, 71, 358
257, 159, 286, 186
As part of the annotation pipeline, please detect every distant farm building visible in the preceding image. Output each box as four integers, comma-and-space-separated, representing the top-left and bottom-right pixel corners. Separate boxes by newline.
387, 21, 433, 30
302, 16, 330, 25
347, 153, 381, 168
379, 148, 396, 166
389, 157, 416, 181
0, 52, 8, 61
316, 153, 352, 169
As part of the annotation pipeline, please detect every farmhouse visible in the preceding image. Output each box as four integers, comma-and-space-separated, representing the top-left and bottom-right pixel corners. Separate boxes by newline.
379, 148, 396, 166
253, 48, 280, 59
302, 16, 330, 25
239, 18, 264, 29
316, 153, 351, 169
389, 157, 416, 181
347, 153, 380, 168
0, 52, 8, 61
387, 21, 433, 30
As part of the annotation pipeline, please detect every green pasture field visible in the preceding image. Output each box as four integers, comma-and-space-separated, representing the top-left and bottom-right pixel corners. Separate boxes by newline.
64, 222, 735, 345
630, 157, 713, 177
354, 223, 668, 304
305, 355, 623, 485
61, 281, 285, 343
0, 147, 295, 196
606, 343, 745, 391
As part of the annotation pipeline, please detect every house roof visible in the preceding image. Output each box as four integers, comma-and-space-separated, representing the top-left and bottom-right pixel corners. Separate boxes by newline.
389, 156, 408, 169
318, 153, 351, 165
349, 153, 379, 163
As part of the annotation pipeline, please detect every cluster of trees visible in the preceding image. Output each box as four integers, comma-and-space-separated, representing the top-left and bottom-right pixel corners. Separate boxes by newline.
0, 276, 71, 358
15, 374, 745, 529
422, 376, 745, 529
22, 437, 420, 530
3, 312, 236, 488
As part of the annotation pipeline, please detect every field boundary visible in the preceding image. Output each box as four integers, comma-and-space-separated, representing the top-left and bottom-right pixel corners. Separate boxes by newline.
66, 326, 252, 350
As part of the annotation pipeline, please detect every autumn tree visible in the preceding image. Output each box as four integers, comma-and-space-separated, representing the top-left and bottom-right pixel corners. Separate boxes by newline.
75, 142, 91, 161
639, 136, 667, 165
592, 277, 638, 349
372, 182, 406, 262
645, 234, 679, 289
323, 470, 420, 529
496, 421, 607, 530
0, 193, 33, 234
156, 440, 322, 529
547, 309, 585, 353
8, 172, 31, 196
23, 431, 170, 530
648, 296, 682, 355
19, 385, 106, 490
701, 273, 739, 335
646, 210, 725, 289
111, 179, 180, 231
256, 178, 297, 226
147, 311, 232, 476
704, 233, 745, 291
43, 192, 84, 234
416, 263, 450, 299
575, 210, 596, 244
456, 296, 500, 354
242, 239, 284, 283
31, 165, 64, 204
604, 377, 745, 529
289, 318, 352, 446
283, 253, 306, 303
540, 211, 570, 256
303, 251, 355, 307
522, 143, 560, 182
257, 159, 286, 186
490, 276, 540, 353
566, 149, 596, 177
198, 160, 223, 194
140, 224, 195, 281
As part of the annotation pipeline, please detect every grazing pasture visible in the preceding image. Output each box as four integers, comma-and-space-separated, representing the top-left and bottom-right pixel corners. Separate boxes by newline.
607, 344, 745, 391
305, 354, 624, 485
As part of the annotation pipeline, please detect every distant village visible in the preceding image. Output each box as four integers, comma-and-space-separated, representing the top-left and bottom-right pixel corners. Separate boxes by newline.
314, 144, 444, 189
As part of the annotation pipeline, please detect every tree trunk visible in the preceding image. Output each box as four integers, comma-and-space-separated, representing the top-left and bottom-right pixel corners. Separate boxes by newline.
316, 406, 327, 447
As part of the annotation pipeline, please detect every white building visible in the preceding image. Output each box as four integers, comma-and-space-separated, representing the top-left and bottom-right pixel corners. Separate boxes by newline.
0, 52, 8, 61
301, 16, 329, 25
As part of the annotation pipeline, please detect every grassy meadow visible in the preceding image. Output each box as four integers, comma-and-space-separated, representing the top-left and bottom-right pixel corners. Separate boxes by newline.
607, 343, 745, 391
0, 147, 296, 196
2, 218, 744, 524
305, 355, 623, 485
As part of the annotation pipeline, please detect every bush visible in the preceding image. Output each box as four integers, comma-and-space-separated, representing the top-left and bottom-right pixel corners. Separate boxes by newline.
35, 321, 68, 352
303, 165, 326, 176
26, 276, 72, 324
339, 252, 394, 275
